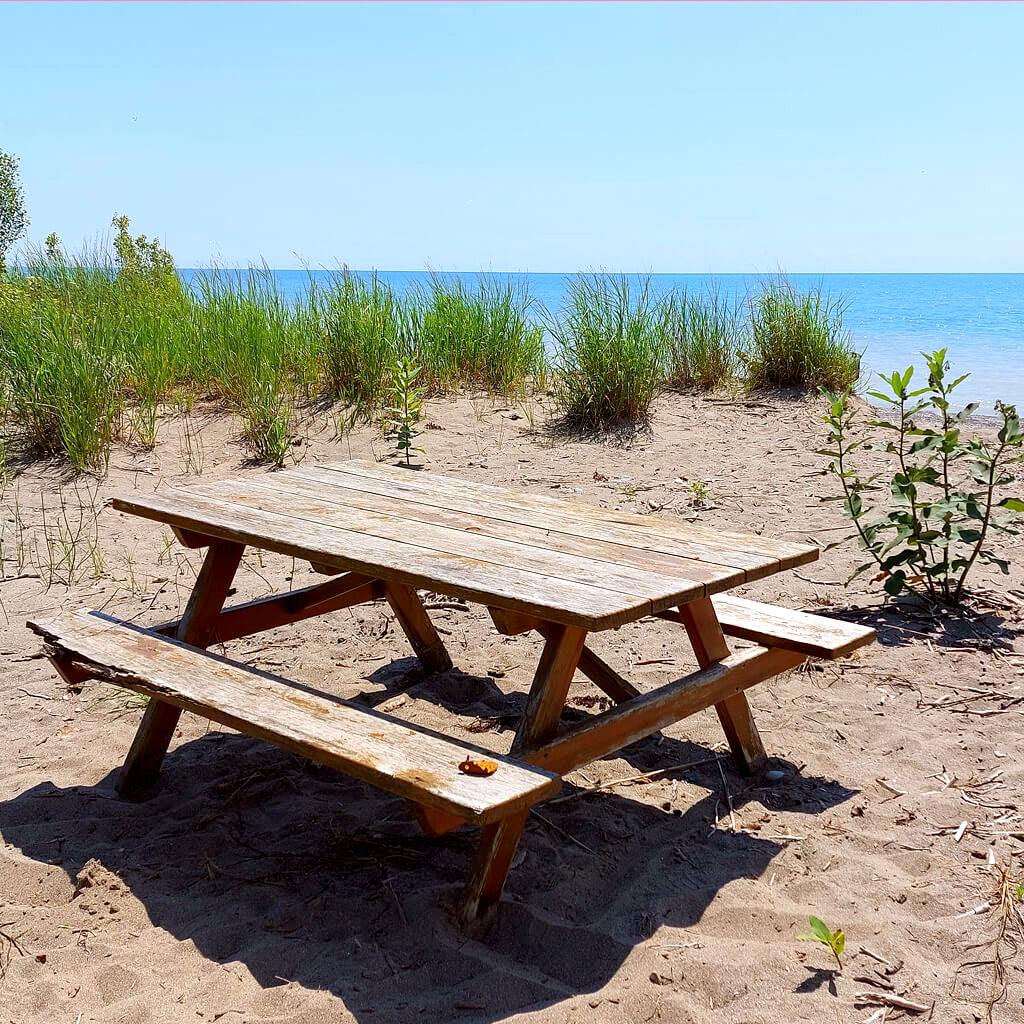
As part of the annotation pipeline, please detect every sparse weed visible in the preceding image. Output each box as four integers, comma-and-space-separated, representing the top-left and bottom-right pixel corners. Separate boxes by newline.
384, 353, 425, 465
798, 915, 845, 969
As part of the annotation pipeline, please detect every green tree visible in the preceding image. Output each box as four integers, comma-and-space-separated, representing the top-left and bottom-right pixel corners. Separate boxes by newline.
0, 149, 29, 273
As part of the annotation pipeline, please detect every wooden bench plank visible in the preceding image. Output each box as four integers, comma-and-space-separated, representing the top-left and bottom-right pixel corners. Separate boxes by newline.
710, 595, 876, 660
323, 460, 818, 573
111, 489, 651, 630
28, 611, 561, 823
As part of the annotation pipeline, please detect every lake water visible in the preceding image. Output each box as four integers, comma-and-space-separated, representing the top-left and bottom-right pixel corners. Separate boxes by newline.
186, 271, 1024, 414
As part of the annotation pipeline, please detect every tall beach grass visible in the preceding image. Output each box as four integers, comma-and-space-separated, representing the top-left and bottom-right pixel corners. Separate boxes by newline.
744, 278, 861, 393
0, 229, 864, 468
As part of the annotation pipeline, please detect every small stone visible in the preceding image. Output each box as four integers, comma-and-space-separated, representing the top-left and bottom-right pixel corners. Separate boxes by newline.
764, 769, 786, 783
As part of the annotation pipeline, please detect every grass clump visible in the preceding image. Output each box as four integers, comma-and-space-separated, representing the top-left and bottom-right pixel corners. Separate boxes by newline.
550, 273, 667, 427
409, 274, 545, 397
310, 269, 406, 414
663, 283, 742, 391
745, 278, 860, 393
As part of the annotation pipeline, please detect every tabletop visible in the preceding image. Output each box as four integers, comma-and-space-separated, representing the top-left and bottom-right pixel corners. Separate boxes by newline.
111, 460, 819, 631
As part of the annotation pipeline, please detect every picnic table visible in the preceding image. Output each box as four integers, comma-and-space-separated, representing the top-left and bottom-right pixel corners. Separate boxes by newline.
29, 459, 875, 925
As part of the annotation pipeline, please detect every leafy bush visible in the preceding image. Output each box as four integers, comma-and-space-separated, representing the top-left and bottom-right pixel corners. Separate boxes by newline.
747, 279, 860, 392
820, 350, 1024, 604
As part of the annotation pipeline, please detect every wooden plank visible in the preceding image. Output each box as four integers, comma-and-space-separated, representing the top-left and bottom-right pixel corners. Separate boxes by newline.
522, 645, 806, 777
118, 540, 244, 797
29, 611, 561, 823
111, 488, 650, 630
302, 464, 778, 579
711, 594, 876, 660
318, 460, 818, 574
383, 582, 453, 673
155, 573, 385, 644
677, 596, 767, 775
178, 477, 711, 612
459, 623, 586, 925
261, 469, 744, 590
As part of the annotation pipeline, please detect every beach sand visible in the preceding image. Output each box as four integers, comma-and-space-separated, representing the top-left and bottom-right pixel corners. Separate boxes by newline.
1, 391, 1021, 1023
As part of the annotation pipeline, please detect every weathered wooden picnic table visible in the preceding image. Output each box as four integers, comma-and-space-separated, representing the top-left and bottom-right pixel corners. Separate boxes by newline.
29, 459, 875, 925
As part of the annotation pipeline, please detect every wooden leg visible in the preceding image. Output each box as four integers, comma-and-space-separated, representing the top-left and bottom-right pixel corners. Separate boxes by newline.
457, 623, 585, 926
568, 641, 641, 703
678, 597, 767, 775
384, 583, 453, 674
714, 692, 767, 776
117, 540, 244, 797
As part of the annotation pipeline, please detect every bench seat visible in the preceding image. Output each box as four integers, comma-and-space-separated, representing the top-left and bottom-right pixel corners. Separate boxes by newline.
27, 610, 560, 824
710, 595, 875, 660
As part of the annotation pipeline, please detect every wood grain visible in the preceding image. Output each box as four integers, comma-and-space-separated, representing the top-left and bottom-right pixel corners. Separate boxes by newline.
111, 488, 650, 630
29, 610, 560, 823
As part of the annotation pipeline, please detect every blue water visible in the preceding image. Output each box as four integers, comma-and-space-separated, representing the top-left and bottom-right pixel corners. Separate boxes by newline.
184, 271, 1024, 414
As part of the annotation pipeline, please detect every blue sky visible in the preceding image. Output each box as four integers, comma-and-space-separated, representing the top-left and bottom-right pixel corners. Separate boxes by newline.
2, 1, 1021, 271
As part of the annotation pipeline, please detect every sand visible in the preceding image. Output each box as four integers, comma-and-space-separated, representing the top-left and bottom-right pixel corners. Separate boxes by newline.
1, 390, 1022, 1023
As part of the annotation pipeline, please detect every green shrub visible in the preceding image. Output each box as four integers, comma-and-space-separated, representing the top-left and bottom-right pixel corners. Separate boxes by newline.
820, 350, 1024, 604
746, 278, 860, 392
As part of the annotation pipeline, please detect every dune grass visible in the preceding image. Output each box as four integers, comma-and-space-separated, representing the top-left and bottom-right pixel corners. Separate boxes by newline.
0, 231, 864, 468
662, 283, 743, 391
409, 274, 545, 397
549, 273, 669, 427
744, 278, 861, 393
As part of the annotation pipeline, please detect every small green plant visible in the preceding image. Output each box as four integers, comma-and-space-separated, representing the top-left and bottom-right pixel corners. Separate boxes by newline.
384, 353, 424, 465
798, 915, 845, 969
820, 351, 1024, 604
1015, 881, 1023, 902
686, 479, 714, 510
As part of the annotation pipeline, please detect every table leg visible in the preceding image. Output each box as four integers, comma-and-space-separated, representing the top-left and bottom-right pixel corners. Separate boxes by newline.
384, 582, 453, 674
457, 622, 586, 926
117, 540, 245, 797
678, 596, 767, 775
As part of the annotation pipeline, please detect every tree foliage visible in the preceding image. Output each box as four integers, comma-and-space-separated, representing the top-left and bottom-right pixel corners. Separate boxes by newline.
0, 149, 29, 272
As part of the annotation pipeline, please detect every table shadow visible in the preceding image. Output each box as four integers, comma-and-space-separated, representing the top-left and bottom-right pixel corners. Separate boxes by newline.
0, 724, 855, 1023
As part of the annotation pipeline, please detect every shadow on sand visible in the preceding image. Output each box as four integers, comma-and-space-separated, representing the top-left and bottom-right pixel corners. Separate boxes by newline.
0, 667, 855, 1022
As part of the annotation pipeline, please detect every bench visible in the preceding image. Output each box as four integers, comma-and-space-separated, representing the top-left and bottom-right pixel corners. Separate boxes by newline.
653, 595, 875, 661
27, 610, 561, 824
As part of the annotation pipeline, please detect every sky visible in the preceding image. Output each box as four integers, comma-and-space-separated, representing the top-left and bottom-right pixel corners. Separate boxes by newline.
2, 1, 1022, 272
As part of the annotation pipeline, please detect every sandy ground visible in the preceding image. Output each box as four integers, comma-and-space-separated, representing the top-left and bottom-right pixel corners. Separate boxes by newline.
1, 390, 1022, 1024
